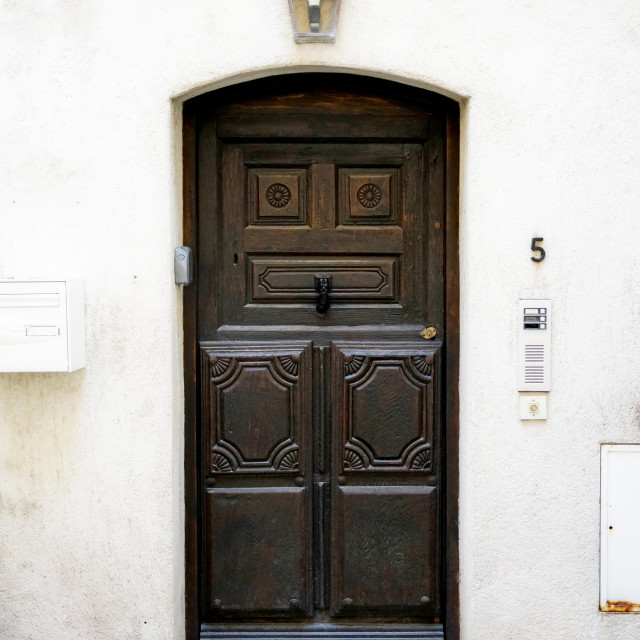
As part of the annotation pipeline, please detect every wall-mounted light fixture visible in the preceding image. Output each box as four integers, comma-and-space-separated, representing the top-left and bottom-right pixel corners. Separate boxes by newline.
288, 0, 341, 43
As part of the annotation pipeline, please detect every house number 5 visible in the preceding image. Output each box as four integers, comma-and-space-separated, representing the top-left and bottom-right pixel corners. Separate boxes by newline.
531, 237, 545, 262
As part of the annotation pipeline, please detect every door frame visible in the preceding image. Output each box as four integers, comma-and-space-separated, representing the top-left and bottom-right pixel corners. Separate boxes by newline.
182, 72, 460, 640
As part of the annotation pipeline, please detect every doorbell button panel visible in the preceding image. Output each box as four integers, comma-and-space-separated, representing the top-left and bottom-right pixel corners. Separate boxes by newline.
519, 394, 548, 420
518, 298, 551, 391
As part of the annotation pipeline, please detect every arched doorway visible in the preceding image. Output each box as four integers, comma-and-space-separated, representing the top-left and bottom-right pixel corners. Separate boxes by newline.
183, 73, 460, 640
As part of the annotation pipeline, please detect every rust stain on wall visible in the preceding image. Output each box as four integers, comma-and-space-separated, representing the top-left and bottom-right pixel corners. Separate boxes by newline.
603, 600, 640, 613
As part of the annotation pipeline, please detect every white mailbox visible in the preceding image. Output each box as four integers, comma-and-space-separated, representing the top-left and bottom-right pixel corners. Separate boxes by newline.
0, 280, 85, 372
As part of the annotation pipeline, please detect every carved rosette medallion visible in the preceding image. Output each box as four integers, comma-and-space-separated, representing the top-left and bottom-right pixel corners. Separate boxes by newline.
357, 183, 382, 209
266, 183, 291, 208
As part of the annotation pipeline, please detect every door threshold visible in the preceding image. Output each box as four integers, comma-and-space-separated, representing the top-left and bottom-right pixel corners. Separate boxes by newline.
201, 623, 444, 640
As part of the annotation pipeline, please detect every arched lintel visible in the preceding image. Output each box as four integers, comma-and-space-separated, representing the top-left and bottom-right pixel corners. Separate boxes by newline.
172, 64, 467, 106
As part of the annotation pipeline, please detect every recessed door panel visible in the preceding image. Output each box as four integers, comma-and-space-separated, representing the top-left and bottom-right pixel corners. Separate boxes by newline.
333, 341, 440, 473
204, 487, 311, 618
249, 256, 398, 303
201, 342, 312, 474
248, 168, 308, 226
338, 168, 400, 225
332, 486, 438, 615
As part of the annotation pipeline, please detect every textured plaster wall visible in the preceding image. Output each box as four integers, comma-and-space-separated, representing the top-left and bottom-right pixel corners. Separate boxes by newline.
1, 1, 639, 638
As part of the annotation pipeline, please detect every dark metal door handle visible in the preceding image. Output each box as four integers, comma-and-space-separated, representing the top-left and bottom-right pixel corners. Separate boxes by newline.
314, 276, 332, 314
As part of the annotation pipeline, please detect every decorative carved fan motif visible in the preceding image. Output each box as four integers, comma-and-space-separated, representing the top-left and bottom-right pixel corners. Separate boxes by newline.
410, 447, 432, 471
344, 355, 365, 376
411, 355, 433, 377
210, 356, 232, 378
211, 452, 233, 473
278, 355, 299, 377
278, 449, 299, 471
344, 450, 365, 470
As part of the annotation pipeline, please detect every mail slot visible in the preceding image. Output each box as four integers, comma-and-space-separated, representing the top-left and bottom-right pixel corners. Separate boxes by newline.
0, 280, 85, 372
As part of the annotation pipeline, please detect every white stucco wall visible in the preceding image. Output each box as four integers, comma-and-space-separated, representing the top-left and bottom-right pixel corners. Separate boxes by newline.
1, 1, 640, 638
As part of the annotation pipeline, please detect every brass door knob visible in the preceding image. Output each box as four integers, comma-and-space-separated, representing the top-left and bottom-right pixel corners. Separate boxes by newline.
421, 326, 437, 340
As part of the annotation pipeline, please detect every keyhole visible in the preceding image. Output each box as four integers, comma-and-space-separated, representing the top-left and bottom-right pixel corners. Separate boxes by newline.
233, 253, 238, 264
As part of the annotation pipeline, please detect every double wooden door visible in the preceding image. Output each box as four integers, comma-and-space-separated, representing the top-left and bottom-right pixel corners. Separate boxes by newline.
185, 75, 456, 640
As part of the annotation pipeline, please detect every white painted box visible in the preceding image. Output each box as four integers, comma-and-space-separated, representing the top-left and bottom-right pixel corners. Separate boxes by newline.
0, 280, 85, 372
600, 444, 640, 612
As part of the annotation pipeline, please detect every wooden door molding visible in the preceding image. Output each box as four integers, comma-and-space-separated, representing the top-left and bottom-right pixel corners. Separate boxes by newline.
182, 73, 460, 640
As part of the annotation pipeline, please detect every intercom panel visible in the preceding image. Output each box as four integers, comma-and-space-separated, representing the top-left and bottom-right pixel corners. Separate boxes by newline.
518, 299, 550, 392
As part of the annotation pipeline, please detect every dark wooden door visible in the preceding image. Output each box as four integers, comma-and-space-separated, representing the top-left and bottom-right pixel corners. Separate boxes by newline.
185, 74, 458, 640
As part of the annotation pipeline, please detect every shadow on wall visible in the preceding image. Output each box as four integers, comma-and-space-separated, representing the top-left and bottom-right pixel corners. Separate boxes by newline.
0, 370, 86, 494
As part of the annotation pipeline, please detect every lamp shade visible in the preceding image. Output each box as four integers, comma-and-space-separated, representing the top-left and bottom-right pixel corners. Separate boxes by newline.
288, 0, 341, 43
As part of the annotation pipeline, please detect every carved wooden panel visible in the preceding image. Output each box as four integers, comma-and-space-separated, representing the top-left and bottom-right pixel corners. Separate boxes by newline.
193, 79, 451, 634
339, 169, 399, 225
331, 486, 437, 615
201, 342, 312, 474
204, 487, 311, 618
249, 168, 308, 225
249, 257, 397, 302
332, 342, 439, 473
